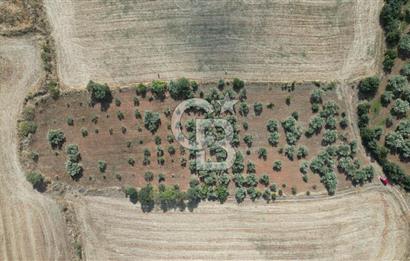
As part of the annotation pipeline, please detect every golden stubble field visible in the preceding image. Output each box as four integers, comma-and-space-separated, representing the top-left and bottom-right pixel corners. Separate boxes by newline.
44, 0, 383, 88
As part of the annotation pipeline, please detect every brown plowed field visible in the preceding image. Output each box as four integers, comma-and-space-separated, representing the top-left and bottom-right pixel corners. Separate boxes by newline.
26, 83, 361, 195
74, 186, 409, 260
44, 0, 383, 88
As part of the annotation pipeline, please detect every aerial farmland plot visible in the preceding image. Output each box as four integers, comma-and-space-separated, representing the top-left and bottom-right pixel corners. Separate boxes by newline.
44, 0, 383, 88
0, 0, 409, 260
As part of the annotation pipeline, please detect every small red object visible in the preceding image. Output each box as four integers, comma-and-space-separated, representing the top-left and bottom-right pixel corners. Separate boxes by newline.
379, 176, 390, 186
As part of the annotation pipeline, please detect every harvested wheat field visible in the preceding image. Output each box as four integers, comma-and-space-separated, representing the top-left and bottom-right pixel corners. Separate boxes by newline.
0, 36, 71, 260
73, 186, 409, 260
44, 0, 383, 88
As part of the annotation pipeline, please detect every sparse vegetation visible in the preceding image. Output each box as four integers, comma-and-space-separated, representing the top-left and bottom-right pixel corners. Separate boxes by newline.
47, 129, 65, 149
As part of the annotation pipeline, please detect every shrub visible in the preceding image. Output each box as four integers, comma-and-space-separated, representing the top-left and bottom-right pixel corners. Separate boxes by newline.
259, 174, 270, 186
47, 81, 60, 99
125, 187, 138, 204
247, 161, 256, 174
26, 172, 44, 190
81, 128, 88, 137
267, 102, 274, 109
31, 151, 39, 162
310, 89, 323, 104
158, 173, 166, 183
273, 160, 282, 171
86, 80, 112, 103
156, 146, 164, 157
396, 119, 410, 138
116, 111, 124, 120
151, 80, 167, 100
18, 121, 37, 137
336, 145, 351, 158
305, 115, 324, 137
286, 96, 291, 105
144, 171, 154, 182
128, 157, 135, 166
359, 76, 380, 97
155, 136, 162, 145
383, 49, 397, 72
243, 135, 253, 147
167, 145, 176, 155
235, 187, 246, 203
310, 150, 334, 176
134, 109, 142, 119
232, 152, 245, 174
217, 79, 225, 90
233, 78, 244, 92
386, 26, 401, 46
247, 187, 261, 201
239, 102, 249, 117
266, 120, 278, 132
47, 129, 65, 148
22, 106, 35, 121
291, 111, 299, 120
169, 77, 193, 100
139, 184, 155, 212
322, 130, 337, 145
114, 98, 121, 107
400, 62, 410, 79
91, 115, 98, 124
204, 88, 220, 102
340, 117, 349, 129
310, 103, 319, 113
391, 99, 409, 117
258, 148, 268, 160
380, 1, 401, 32
385, 132, 404, 153
399, 34, 410, 56
320, 101, 339, 118
135, 83, 148, 97
297, 146, 309, 159
353, 165, 375, 186
133, 96, 140, 106
144, 111, 161, 133
300, 161, 309, 174
216, 186, 229, 203
65, 161, 82, 178
321, 171, 337, 195
281, 116, 302, 145
386, 75, 408, 98
191, 81, 198, 92
284, 145, 295, 160
239, 88, 247, 101
381, 91, 394, 107
66, 144, 80, 162
325, 116, 337, 130
254, 102, 263, 116
98, 160, 107, 173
